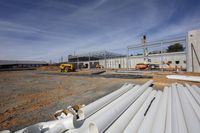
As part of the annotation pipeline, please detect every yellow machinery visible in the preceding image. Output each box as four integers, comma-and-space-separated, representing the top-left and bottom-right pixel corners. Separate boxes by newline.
60, 64, 76, 72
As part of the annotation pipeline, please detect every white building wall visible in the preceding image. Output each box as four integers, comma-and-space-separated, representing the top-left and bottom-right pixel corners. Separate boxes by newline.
99, 52, 186, 69
187, 29, 200, 72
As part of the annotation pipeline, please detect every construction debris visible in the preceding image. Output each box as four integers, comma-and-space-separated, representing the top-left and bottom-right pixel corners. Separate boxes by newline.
2, 80, 200, 133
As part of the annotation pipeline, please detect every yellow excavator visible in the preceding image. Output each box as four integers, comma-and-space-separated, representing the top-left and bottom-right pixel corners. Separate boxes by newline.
60, 64, 76, 72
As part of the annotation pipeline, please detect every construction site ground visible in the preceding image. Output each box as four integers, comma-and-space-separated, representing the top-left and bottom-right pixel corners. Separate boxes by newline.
0, 68, 200, 131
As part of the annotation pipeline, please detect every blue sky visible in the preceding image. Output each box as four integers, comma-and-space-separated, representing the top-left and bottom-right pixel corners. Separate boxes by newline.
0, 0, 200, 62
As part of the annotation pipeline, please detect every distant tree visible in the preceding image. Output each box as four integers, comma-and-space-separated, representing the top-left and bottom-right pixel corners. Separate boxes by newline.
166, 43, 184, 52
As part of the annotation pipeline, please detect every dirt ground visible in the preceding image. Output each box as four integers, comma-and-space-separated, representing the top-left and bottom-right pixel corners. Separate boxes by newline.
0, 69, 200, 131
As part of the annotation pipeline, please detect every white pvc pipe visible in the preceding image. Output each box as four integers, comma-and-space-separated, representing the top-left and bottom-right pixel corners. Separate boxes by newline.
15, 116, 78, 133
0, 130, 10, 133
171, 85, 179, 133
165, 87, 172, 133
180, 84, 200, 120
78, 83, 133, 120
177, 85, 200, 133
166, 75, 200, 82
88, 85, 140, 133
105, 87, 153, 133
171, 84, 187, 133
151, 87, 168, 133
123, 90, 157, 133
137, 91, 162, 133
69, 85, 141, 133
192, 85, 200, 95
86, 80, 152, 120
88, 80, 153, 133
185, 83, 200, 105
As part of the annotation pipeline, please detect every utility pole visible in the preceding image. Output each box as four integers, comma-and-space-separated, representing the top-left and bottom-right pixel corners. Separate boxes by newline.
127, 48, 129, 69
88, 52, 91, 69
61, 56, 63, 63
161, 41, 164, 71
77, 55, 79, 70
142, 35, 148, 64
104, 51, 107, 69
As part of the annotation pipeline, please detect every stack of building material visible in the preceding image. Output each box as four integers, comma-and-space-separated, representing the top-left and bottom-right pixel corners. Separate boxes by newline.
7, 80, 200, 133
71, 81, 200, 133
166, 75, 200, 82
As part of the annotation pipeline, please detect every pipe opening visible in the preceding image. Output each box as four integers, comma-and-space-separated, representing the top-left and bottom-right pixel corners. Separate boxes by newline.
77, 110, 85, 120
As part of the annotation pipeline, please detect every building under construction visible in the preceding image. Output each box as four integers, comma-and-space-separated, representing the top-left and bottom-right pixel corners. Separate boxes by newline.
68, 51, 125, 69
67, 29, 200, 72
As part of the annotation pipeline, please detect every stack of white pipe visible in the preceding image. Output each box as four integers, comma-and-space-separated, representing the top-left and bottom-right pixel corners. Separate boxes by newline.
68, 80, 153, 133
177, 84, 200, 133
105, 87, 154, 133
78, 83, 134, 120
88, 80, 153, 133
67, 81, 200, 133
10, 80, 200, 133
122, 90, 158, 133
71, 85, 141, 133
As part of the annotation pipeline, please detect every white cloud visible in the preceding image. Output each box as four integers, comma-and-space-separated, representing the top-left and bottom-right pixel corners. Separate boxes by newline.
0, 0, 199, 62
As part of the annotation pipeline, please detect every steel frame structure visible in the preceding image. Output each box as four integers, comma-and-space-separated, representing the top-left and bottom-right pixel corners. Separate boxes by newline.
126, 36, 187, 70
